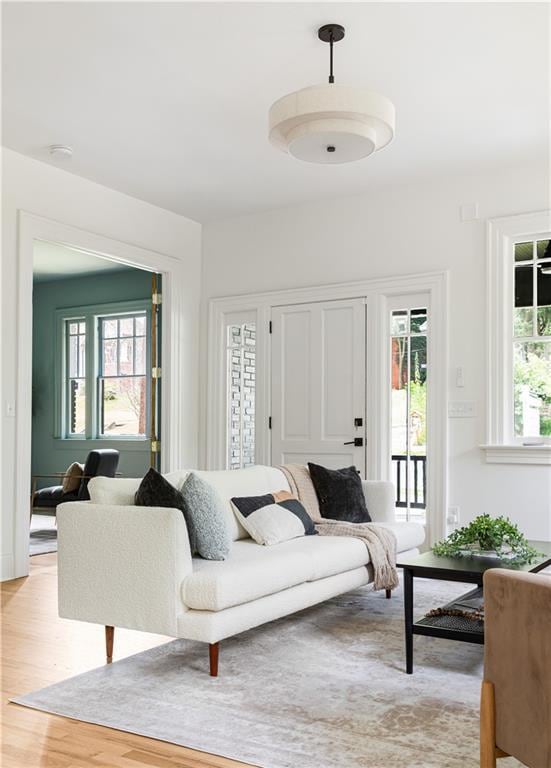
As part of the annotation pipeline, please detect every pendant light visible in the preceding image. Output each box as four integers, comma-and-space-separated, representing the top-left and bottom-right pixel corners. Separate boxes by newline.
269, 24, 395, 164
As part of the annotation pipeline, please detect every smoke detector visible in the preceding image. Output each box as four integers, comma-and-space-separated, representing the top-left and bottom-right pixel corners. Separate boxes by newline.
48, 144, 73, 159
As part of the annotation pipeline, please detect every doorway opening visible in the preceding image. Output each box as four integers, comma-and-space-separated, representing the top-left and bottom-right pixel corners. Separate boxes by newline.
30, 240, 161, 556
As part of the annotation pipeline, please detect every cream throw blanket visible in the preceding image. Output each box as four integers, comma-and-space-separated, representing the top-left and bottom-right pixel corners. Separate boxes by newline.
279, 464, 399, 592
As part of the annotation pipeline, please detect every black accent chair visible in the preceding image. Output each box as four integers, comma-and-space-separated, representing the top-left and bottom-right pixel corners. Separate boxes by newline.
31, 449, 120, 519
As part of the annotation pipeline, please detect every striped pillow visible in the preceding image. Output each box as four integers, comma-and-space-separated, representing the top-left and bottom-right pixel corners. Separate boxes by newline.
231, 491, 317, 546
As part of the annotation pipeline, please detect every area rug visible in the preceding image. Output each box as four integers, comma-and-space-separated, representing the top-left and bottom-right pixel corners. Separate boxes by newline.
11, 578, 523, 768
29, 514, 57, 556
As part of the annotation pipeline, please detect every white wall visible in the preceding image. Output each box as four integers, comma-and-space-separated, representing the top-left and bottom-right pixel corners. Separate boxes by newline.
1, 148, 202, 580
202, 161, 551, 540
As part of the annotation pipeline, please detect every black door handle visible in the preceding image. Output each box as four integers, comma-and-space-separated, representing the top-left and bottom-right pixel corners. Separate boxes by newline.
343, 438, 363, 447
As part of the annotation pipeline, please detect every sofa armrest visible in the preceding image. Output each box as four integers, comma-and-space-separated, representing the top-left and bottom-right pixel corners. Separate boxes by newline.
483, 568, 551, 765
362, 481, 396, 524
57, 502, 192, 637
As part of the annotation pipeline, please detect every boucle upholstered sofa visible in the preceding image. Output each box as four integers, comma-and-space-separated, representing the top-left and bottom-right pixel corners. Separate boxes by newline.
57, 465, 425, 675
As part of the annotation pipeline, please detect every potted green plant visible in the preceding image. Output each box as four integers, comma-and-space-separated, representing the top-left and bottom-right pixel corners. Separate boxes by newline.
432, 514, 540, 564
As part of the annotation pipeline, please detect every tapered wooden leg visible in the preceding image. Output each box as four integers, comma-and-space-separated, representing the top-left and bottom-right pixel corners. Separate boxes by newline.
209, 642, 219, 677
385, 589, 392, 599
480, 680, 497, 768
105, 626, 114, 664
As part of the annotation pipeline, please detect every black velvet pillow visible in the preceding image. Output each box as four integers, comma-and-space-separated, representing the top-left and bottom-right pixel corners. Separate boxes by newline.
135, 467, 186, 517
307, 463, 371, 523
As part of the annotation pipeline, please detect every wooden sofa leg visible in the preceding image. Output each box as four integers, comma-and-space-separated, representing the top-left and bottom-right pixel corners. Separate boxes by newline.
480, 680, 497, 768
105, 626, 114, 664
209, 642, 219, 677
385, 589, 392, 599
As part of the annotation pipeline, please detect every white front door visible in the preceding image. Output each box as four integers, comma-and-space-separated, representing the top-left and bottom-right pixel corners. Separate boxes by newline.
271, 298, 366, 473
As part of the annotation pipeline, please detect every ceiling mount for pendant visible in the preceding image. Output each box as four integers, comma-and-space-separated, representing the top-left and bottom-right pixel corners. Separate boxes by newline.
317, 23, 345, 84
268, 22, 395, 165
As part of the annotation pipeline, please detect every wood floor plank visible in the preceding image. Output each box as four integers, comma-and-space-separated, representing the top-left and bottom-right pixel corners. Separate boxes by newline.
1, 554, 252, 768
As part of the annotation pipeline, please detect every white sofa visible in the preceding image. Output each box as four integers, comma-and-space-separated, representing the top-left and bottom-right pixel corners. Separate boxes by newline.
57, 465, 425, 675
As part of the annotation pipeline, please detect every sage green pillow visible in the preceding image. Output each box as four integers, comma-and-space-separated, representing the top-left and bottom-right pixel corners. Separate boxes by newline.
181, 473, 231, 560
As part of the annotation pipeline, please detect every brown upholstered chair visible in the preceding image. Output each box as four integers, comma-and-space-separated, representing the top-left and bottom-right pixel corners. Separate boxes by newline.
481, 568, 551, 768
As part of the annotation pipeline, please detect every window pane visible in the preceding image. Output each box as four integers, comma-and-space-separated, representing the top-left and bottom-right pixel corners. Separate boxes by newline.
135, 315, 146, 336
119, 317, 134, 337
69, 322, 78, 335
514, 307, 533, 337
391, 310, 408, 335
228, 324, 242, 348
410, 336, 427, 451
515, 265, 533, 308
102, 377, 146, 436
537, 239, 551, 260
78, 333, 86, 376
514, 342, 551, 437
391, 336, 408, 456
410, 309, 428, 334
135, 336, 146, 374
119, 338, 134, 374
515, 242, 533, 262
103, 339, 117, 376
537, 266, 551, 337
103, 319, 118, 338
69, 379, 86, 434
69, 335, 78, 377
78, 321, 86, 334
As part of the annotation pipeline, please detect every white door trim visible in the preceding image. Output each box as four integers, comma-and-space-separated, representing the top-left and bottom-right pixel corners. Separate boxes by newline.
207, 270, 448, 545
15, 211, 187, 578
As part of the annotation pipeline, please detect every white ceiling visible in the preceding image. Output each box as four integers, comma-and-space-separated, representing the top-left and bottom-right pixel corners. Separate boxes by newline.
33, 240, 131, 282
3, 2, 548, 223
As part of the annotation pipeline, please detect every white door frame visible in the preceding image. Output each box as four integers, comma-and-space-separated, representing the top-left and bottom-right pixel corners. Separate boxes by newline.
15, 211, 187, 578
207, 270, 448, 544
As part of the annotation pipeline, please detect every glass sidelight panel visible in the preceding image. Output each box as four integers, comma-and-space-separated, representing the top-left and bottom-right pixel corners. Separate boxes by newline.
226, 322, 256, 469
390, 308, 427, 523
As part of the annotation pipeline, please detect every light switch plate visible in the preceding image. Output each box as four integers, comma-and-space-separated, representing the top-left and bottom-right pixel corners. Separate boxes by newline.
448, 401, 476, 418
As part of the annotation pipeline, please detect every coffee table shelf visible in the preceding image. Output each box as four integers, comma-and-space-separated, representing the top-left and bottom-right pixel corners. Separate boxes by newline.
397, 542, 551, 674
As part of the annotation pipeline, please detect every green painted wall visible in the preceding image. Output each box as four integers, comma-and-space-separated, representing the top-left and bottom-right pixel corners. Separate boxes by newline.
32, 268, 153, 487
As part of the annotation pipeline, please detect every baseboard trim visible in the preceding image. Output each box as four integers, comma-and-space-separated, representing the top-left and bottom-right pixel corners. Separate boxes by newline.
1, 553, 15, 582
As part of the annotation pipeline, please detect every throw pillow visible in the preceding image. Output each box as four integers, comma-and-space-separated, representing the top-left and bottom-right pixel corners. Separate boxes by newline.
62, 462, 84, 493
307, 462, 371, 523
181, 473, 231, 560
231, 492, 317, 546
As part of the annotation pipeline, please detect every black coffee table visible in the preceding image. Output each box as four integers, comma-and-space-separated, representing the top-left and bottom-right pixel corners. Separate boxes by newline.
397, 541, 551, 674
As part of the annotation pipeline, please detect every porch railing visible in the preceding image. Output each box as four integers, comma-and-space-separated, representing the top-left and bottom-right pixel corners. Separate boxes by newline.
392, 454, 427, 509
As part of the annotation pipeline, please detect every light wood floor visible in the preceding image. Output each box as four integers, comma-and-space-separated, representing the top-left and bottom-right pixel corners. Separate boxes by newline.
2, 553, 254, 768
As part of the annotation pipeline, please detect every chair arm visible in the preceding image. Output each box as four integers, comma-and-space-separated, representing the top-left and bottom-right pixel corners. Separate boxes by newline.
362, 481, 396, 523
57, 502, 192, 637
484, 568, 551, 765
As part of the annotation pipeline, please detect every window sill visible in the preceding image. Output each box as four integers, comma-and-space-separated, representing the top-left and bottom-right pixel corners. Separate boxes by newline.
54, 438, 150, 452
480, 444, 551, 465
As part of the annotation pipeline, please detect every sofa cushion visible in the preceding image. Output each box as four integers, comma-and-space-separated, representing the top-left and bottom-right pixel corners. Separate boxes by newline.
308, 462, 371, 523
181, 535, 370, 611
181, 473, 231, 560
87, 471, 188, 506
61, 462, 84, 493
193, 466, 291, 541
231, 492, 317, 546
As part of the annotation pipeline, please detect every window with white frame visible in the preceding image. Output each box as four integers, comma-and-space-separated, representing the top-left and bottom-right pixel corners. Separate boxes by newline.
513, 238, 551, 440
486, 212, 551, 460
60, 303, 149, 439
226, 321, 256, 469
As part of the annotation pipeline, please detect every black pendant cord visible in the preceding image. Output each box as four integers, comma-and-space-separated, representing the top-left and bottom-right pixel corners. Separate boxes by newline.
318, 24, 344, 84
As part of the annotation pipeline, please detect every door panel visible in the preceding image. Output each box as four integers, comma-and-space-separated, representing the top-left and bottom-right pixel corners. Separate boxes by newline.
271, 298, 366, 473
